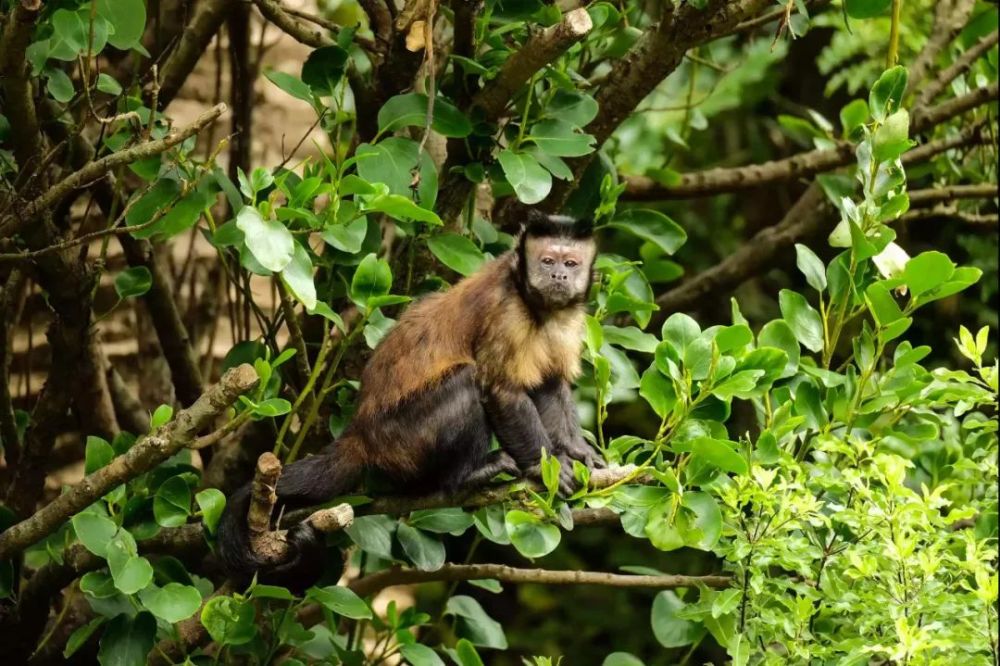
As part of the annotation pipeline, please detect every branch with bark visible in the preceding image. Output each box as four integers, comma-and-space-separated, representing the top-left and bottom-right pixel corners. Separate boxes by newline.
0, 364, 258, 560
0, 104, 228, 240
349, 563, 732, 597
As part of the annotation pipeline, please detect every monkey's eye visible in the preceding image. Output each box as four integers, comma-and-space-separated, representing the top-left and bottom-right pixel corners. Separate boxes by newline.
540, 257, 556, 266
564, 259, 578, 268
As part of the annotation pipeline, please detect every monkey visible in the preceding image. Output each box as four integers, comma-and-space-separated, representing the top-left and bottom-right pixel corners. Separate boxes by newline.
218, 212, 605, 588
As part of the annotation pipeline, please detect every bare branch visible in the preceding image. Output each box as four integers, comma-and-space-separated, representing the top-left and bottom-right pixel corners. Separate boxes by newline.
909, 0, 977, 90
0, 104, 228, 240
912, 81, 1000, 130
0, 0, 44, 182
902, 206, 998, 228
349, 563, 733, 598
0, 364, 258, 560
917, 29, 1000, 107
908, 183, 998, 206
155, 0, 238, 109
253, 0, 334, 48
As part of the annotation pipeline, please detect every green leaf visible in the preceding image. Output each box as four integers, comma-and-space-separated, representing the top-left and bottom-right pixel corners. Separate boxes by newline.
651, 591, 704, 647
865, 282, 904, 326
98, 612, 156, 666
678, 492, 724, 550
445, 596, 508, 649
377, 93, 472, 137
126, 178, 180, 229
396, 523, 445, 571
46, 68, 75, 102
200, 595, 256, 646
153, 475, 192, 528
301, 45, 349, 94
72, 512, 117, 557
714, 324, 753, 353
845, 0, 892, 19
604, 653, 645, 666
639, 368, 677, 419
306, 586, 373, 619
902, 251, 955, 297
150, 404, 173, 429
280, 243, 317, 310
677, 437, 748, 475
85, 436, 115, 474
409, 508, 475, 534
778, 290, 824, 353
607, 209, 687, 255
527, 119, 596, 157
644, 500, 685, 551
602, 325, 659, 353
711, 370, 765, 400
114, 266, 152, 299
195, 489, 226, 535
65, 617, 106, 658
264, 69, 313, 102
321, 217, 368, 253
758, 320, 800, 378
839, 99, 869, 137
106, 532, 153, 594
498, 149, 552, 204
356, 138, 437, 208
96, 0, 146, 50
345, 515, 395, 559
548, 90, 599, 126
504, 510, 561, 559
662, 312, 701, 351
400, 643, 446, 666
350, 253, 392, 308
872, 109, 912, 162
795, 244, 827, 291
252, 398, 292, 417
365, 192, 442, 224
427, 233, 485, 276
454, 639, 485, 666
236, 206, 295, 272
140, 583, 202, 623
251, 584, 296, 600
132, 189, 211, 240
869, 66, 908, 122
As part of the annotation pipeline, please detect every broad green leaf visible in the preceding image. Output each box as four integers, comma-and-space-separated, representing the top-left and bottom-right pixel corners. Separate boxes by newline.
114, 267, 152, 299
253, 398, 292, 417
662, 312, 701, 351
795, 244, 827, 291
46, 68, 74, 102
679, 492, 724, 549
153, 476, 192, 528
454, 639, 485, 666
200, 595, 256, 646
602, 325, 658, 353
195, 489, 226, 535
126, 179, 181, 229
445, 596, 508, 649
427, 233, 485, 276
400, 643, 446, 666
301, 45, 349, 94
85, 436, 115, 474
96, 0, 146, 50
350, 253, 392, 308
264, 69, 313, 102
364, 193, 442, 224
498, 149, 552, 204
845, 0, 892, 19
715, 324, 753, 353
902, 251, 955, 297
345, 515, 396, 559
865, 282, 904, 326
527, 119, 596, 157
236, 206, 295, 272
758, 320, 800, 378
639, 368, 676, 419
677, 437, 748, 475
778, 290, 824, 353
321, 217, 368, 253
150, 404, 173, 429
306, 586, 372, 619
356, 138, 437, 208
98, 612, 156, 666
396, 523, 445, 571
72, 512, 117, 557
106, 532, 153, 594
409, 508, 475, 534
869, 66, 907, 122
140, 583, 202, 623
132, 189, 211, 240
548, 90, 599, 126
65, 617, 105, 658
604, 653, 645, 666
651, 590, 705, 647
607, 209, 687, 255
504, 510, 561, 559
377, 93, 472, 137
280, 243, 317, 310
840, 99, 869, 137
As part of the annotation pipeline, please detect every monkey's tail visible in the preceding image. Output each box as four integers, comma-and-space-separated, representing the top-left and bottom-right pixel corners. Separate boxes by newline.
216, 436, 364, 590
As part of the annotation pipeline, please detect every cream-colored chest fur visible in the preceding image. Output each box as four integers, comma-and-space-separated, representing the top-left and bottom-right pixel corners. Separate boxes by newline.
477, 304, 585, 390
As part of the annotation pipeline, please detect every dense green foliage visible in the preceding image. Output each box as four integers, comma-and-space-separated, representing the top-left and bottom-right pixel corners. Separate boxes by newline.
0, 0, 997, 664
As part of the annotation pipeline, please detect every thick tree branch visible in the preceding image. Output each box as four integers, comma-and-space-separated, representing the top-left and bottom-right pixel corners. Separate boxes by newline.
908, 183, 998, 206
0, 104, 228, 240
253, 0, 333, 48
902, 206, 998, 228
0, 364, 258, 560
349, 563, 733, 597
0, 0, 44, 182
912, 81, 999, 131
154, 0, 238, 109
909, 0, 977, 91
623, 118, 990, 200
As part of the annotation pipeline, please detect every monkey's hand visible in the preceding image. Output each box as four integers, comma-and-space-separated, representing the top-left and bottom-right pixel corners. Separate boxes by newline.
559, 437, 607, 470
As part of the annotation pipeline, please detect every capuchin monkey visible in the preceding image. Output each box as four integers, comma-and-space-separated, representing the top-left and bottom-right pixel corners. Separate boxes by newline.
218, 212, 604, 587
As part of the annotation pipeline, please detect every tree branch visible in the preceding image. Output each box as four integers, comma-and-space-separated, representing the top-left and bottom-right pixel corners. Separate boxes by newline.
912, 81, 999, 130
623, 118, 990, 200
909, 0, 977, 91
0, 364, 258, 560
917, 29, 1000, 107
0, 0, 44, 182
154, 0, 238, 109
908, 183, 998, 206
349, 563, 733, 598
0, 104, 228, 240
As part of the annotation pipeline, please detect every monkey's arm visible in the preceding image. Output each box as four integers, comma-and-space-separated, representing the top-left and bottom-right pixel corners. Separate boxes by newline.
484, 387, 576, 495
530, 378, 606, 470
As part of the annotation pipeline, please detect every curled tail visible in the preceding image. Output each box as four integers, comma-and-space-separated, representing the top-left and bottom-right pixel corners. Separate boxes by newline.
217, 439, 363, 590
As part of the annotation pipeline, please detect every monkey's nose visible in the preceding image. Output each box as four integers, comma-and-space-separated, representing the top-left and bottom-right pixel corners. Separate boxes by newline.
551, 273, 568, 281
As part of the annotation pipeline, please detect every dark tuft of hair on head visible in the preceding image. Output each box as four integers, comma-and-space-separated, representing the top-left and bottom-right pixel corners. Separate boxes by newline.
523, 209, 594, 240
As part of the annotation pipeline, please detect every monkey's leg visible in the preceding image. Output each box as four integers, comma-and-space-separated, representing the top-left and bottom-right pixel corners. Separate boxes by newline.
530, 377, 606, 470
456, 449, 519, 489
484, 387, 577, 496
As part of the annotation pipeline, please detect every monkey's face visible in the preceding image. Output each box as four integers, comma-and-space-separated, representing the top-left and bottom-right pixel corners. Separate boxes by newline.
522, 236, 596, 309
